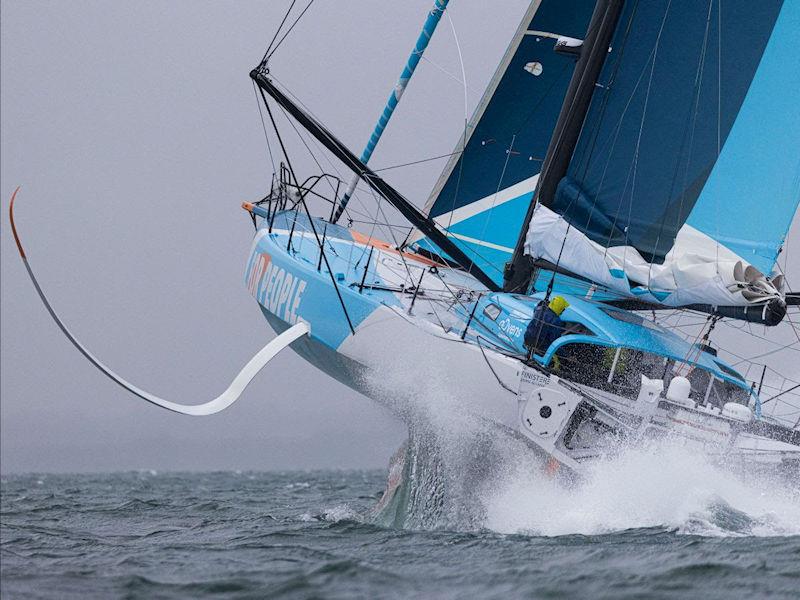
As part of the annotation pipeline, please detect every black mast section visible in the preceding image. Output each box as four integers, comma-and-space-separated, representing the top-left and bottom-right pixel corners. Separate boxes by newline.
251, 69, 500, 292
503, 0, 625, 293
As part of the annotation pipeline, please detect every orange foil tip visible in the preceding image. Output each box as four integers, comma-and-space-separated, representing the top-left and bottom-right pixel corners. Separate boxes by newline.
9, 186, 26, 259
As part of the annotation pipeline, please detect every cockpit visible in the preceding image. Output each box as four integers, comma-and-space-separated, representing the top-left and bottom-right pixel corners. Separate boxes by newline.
473, 291, 754, 408
550, 341, 751, 407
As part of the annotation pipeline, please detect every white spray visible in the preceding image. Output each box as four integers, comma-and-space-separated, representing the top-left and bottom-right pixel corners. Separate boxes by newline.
363, 350, 800, 537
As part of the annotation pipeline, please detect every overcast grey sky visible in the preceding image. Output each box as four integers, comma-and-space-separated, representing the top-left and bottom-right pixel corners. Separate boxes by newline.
2, 1, 798, 473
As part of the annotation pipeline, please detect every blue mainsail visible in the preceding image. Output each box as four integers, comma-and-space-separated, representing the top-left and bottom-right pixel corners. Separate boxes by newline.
685, 0, 800, 276
525, 0, 799, 307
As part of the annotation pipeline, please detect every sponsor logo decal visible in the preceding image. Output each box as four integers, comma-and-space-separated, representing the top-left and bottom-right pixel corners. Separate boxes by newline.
247, 252, 307, 325
519, 368, 550, 391
498, 317, 523, 339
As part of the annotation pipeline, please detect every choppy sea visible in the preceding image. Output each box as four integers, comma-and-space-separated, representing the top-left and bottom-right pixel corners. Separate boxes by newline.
2, 459, 799, 599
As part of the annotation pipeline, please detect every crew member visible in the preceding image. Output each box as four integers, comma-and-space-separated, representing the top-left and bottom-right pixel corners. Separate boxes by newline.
524, 295, 569, 356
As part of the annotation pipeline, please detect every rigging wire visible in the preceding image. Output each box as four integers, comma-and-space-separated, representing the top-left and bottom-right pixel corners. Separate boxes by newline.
647, 0, 714, 289
720, 321, 800, 353
265, 0, 316, 63
419, 56, 479, 96
621, 0, 673, 278
267, 71, 503, 279
271, 75, 436, 260
441, 8, 470, 234
473, 134, 517, 278
372, 150, 463, 172
446, 9, 469, 149
729, 341, 800, 365
268, 77, 380, 227
252, 81, 278, 175
348, 218, 414, 231
476, 336, 518, 393
260, 0, 297, 66
571, 0, 640, 226
675, 313, 713, 375
258, 87, 351, 286
258, 88, 358, 333
544, 1, 640, 292
438, 35, 572, 256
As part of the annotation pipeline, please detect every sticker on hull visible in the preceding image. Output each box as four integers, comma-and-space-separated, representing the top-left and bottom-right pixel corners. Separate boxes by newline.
246, 252, 307, 325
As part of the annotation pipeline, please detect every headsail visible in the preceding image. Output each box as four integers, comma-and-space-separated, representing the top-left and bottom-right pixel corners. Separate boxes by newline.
523, 0, 800, 309
412, 0, 596, 285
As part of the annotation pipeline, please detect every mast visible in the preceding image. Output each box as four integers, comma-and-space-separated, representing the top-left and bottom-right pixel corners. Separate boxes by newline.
332, 0, 449, 224
503, 0, 625, 293
251, 70, 500, 292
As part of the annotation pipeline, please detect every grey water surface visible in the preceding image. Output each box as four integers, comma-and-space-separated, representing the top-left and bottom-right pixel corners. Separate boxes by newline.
2, 470, 799, 599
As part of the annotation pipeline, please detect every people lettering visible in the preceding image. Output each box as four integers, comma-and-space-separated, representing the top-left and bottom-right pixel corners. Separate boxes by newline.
246, 251, 307, 325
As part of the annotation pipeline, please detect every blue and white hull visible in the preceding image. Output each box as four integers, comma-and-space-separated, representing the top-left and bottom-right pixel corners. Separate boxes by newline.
244, 212, 521, 429
244, 210, 800, 478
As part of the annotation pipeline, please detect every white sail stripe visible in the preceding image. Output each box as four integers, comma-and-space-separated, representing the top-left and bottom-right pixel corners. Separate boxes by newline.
446, 232, 514, 253
430, 173, 540, 230
524, 30, 561, 39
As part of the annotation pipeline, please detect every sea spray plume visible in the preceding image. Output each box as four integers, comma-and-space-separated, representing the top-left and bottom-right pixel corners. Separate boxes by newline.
360, 345, 554, 530
344, 327, 799, 536
361, 349, 483, 529
483, 439, 800, 537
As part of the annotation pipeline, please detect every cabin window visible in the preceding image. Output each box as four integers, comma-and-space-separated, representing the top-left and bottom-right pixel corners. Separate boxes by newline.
600, 307, 661, 331
482, 303, 501, 321
713, 360, 745, 382
685, 368, 749, 408
708, 378, 750, 407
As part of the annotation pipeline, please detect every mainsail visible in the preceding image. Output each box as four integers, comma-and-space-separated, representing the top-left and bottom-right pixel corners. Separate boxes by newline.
521, 0, 800, 309
412, 0, 596, 285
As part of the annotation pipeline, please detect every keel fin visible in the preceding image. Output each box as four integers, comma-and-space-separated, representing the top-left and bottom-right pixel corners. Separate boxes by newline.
9, 188, 309, 415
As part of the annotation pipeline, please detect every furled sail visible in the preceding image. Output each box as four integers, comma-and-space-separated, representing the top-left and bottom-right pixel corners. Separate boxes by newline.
412, 0, 595, 285
524, 0, 800, 308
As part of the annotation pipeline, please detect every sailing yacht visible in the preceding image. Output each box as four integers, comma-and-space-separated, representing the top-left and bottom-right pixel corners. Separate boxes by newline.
241, 0, 800, 479
10, 0, 800, 498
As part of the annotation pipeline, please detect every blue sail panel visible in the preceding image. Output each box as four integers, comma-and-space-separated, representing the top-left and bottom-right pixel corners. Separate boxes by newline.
416, 187, 533, 281
524, 0, 796, 308
549, 0, 785, 263
686, 0, 800, 275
